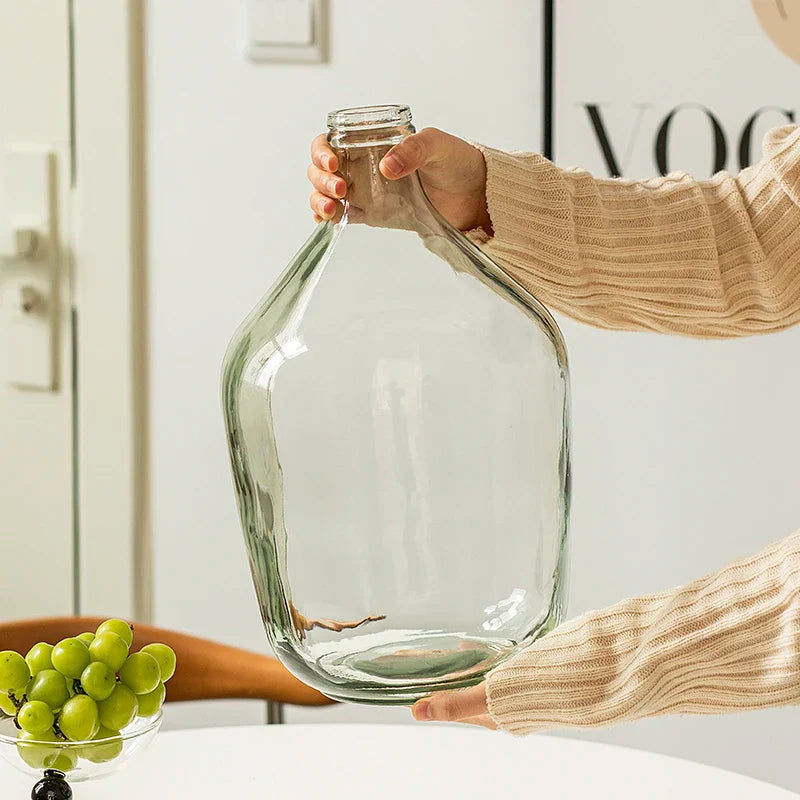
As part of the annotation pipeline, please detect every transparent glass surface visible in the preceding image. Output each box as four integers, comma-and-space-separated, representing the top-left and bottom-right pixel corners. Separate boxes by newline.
222, 105, 571, 704
0, 711, 161, 784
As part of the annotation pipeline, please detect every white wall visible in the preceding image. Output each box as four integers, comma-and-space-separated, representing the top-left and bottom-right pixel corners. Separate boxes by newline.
146, 0, 800, 791
146, 0, 541, 730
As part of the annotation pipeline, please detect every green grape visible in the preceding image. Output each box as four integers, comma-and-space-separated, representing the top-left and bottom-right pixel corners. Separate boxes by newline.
136, 681, 165, 718
96, 619, 134, 648
89, 632, 128, 672
76, 632, 95, 645
25, 643, 54, 676
0, 651, 31, 694
50, 750, 78, 772
80, 661, 116, 702
97, 684, 137, 731
17, 700, 55, 735
119, 652, 160, 695
141, 643, 176, 683
80, 726, 123, 763
0, 692, 17, 715
51, 638, 91, 679
16, 729, 60, 770
58, 694, 100, 741
28, 670, 70, 710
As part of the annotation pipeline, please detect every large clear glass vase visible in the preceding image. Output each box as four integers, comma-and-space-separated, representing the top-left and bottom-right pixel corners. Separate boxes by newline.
222, 105, 570, 704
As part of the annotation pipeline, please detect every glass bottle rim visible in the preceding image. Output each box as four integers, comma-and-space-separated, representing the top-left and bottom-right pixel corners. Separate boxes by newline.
327, 104, 412, 133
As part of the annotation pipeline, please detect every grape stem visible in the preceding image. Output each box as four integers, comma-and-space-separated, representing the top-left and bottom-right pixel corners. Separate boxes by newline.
8, 692, 23, 711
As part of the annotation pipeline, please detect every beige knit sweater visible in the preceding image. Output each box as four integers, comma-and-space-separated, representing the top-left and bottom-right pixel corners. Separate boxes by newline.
473, 125, 800, 734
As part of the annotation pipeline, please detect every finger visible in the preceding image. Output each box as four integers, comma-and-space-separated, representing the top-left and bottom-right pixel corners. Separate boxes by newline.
307, 163, 346, 199
313, 213, 323, 224
310, 191, 336, 220
411, 683, 487, 723
460, 714, 498, 730
311, 133, 338, 172
380, 127, 443, 179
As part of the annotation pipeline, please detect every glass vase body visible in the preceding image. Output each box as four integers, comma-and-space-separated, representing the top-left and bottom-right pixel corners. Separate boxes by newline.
222, 105, 570, 704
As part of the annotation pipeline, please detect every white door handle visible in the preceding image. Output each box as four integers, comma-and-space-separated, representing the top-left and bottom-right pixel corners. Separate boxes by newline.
18, 285, 43, 313
0, 147, 57, 390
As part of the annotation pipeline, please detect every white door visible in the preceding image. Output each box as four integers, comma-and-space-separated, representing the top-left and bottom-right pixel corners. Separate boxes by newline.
0, 1, 74, 618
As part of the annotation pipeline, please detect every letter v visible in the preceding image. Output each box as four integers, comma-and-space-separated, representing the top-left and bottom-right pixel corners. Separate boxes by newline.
582, 104, 651, 178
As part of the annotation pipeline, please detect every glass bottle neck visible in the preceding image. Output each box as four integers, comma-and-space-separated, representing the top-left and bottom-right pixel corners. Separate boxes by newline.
333, 140, 431, 230
326, 104, 415, 149
326, 106, 430, 229
328, 122, 416, 150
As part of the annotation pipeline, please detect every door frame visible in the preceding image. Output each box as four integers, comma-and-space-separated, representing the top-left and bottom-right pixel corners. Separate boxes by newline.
71, 0, 149, 621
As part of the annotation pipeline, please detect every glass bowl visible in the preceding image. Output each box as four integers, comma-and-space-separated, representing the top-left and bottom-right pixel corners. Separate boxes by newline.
0, 709, 161, 789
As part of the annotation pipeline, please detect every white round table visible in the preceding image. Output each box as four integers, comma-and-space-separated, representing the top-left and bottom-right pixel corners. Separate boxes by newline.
1, 724, 797, 799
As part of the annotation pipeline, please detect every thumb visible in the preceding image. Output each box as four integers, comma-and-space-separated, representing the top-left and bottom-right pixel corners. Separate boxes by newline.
411, 683, 488, 722
380, 127, 443, 180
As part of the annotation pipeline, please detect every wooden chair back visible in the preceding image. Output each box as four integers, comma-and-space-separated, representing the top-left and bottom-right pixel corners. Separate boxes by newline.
0, 616, 333, 707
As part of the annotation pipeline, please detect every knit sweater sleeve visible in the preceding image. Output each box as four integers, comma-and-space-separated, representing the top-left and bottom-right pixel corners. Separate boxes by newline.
468, 125, 800, 338
485, 530, 800, 735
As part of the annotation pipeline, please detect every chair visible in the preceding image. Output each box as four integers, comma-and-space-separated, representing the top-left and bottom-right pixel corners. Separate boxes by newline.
0, 616, 334, 722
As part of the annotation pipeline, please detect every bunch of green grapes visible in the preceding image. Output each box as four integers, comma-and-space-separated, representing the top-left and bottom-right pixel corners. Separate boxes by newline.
0, 619, 176, 772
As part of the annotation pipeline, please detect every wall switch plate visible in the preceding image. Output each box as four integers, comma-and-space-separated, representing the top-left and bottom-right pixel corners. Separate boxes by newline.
246, 0, 327, 63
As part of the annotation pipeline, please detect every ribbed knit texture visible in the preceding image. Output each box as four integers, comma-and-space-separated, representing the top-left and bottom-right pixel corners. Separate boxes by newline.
471, 125, 800, 733
469, 125, 800, 338
486, 531, 800, 734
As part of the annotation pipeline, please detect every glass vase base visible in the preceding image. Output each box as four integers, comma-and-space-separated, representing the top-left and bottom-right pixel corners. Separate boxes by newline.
309, 631, 515, 705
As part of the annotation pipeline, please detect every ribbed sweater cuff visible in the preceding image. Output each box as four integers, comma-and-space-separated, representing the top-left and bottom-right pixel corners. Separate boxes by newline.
486, 530, 800, 735
467, 143, 583, 308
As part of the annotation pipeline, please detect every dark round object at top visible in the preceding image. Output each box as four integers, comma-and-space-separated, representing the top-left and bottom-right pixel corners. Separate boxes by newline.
31, 769, 72, 800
